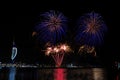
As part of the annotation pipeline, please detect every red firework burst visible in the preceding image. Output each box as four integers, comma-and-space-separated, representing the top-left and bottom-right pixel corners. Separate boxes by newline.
45, 44, 71, 67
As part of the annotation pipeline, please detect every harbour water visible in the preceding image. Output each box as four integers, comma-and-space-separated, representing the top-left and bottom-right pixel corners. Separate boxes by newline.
0, 67, 107, 80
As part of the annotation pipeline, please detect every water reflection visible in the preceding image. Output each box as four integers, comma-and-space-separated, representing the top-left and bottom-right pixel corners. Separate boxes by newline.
9, 67, 16, 80
67, 68, 93, 80
54, 68, 67, 80
36, 68, 53, 80
0, 68, 107, 80
92, 68, 107, 80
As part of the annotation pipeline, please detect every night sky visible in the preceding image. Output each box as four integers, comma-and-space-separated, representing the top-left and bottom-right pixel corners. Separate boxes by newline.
0, 0, 119, 66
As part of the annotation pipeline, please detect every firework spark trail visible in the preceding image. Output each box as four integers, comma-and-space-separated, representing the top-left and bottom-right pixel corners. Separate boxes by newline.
78, 45, 96, 56
45, 44, 71, 67
76, 12, 107, 46
35, 10, 67, 45
52, 53, 64, 67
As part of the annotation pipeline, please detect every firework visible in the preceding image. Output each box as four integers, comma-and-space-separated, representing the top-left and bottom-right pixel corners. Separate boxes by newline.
45, 44, 71, 67
35, 10, 67, 44
32, 31, 37, 37
78, 45, 96, 56
75, 12, 107, 46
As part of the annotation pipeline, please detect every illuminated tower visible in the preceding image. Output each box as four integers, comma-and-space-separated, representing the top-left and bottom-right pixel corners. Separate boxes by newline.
11, 40, 17, 63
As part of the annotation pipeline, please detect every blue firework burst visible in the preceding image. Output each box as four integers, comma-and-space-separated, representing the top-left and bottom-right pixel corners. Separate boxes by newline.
35, 10, 67, 45
75, 12, 107, 46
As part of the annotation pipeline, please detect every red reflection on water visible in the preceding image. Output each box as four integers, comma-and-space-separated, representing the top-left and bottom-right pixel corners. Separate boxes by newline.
116, 75, 118, 80
54, 68, 66, 80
